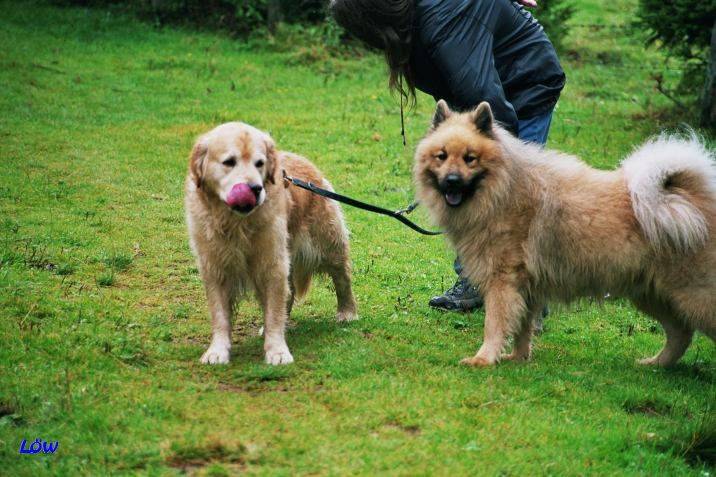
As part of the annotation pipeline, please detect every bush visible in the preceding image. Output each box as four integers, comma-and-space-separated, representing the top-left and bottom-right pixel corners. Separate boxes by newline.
533, 0, 575, 54
52, 0, 328, 36
637, 0, 716, 129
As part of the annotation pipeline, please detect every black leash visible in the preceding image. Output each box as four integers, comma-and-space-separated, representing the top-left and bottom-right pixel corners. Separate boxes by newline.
282, 171, 442, 236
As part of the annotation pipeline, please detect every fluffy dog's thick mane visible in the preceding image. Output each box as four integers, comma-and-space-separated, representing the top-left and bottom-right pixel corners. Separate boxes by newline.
494, 126, 596, 180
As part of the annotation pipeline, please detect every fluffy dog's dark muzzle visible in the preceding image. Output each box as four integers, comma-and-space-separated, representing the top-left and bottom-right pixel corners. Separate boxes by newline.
438, 172, 485, 207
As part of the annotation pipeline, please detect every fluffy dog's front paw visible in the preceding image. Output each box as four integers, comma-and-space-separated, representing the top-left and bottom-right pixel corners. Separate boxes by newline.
637, 356, 674, 367
200, 345, 231, 365
336, 310, 358, 322
265, 345, 294, 365
460, 356, 496, 367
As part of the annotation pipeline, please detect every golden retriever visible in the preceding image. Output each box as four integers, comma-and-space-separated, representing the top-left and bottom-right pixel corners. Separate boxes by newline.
185, 122, 357, 365
414, 100, 716, 367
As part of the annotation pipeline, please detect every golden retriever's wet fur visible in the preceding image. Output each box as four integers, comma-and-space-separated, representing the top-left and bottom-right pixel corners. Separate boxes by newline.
414, 100, 716, 367
186, 122, 357, 365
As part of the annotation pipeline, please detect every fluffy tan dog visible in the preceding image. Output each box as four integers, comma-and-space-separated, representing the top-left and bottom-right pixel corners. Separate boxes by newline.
414, 100, 716, 367
185, 122, 357, 365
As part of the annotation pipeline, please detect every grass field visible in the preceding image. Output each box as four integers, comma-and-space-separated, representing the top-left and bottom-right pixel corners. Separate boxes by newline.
1, 1, 714, 475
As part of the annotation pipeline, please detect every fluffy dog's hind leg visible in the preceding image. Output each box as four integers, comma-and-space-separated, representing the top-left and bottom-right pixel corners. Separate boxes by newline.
462, 284, 526, 367
637, 307, 694, 367
637, 302, 694, 367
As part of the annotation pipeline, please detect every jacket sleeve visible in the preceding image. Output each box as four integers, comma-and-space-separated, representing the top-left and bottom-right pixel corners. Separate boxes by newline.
425, 19, 519, 134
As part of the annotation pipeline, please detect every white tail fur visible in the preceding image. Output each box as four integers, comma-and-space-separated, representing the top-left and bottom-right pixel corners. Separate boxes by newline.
621, 133, 716, 254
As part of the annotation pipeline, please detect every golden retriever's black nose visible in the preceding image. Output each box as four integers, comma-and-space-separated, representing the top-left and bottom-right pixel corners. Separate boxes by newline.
249, 183, 263, 199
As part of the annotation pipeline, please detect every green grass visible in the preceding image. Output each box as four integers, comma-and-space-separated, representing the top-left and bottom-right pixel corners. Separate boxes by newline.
1, 1, 714, 475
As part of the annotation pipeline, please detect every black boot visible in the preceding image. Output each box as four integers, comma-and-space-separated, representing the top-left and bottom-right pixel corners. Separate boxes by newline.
429, 277, 484, 312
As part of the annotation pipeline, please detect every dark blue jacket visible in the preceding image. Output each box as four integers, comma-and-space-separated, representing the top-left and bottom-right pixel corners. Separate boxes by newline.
410, 0, 566, 134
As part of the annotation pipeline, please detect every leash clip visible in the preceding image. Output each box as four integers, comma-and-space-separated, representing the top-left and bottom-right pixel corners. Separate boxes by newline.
395, 201, 420, 216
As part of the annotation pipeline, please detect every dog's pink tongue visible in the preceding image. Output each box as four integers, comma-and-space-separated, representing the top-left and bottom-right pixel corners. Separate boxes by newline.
226, 183, 256, 208
445, 191, 463, 206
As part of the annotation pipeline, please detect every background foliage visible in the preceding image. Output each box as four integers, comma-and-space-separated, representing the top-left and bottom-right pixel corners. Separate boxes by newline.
50, 0, 581, 80
52, 0, 327, 35
637, 0, 716, 128
533, 0, 575, 53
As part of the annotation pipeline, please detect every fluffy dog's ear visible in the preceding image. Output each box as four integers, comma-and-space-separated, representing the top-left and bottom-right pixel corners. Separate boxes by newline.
189, 137, 208, 189
471, 102, 494, 138
264, 133, 278, 185
431, 99, 452, 130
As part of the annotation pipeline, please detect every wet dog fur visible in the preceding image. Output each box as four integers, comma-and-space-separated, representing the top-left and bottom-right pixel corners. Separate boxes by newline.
186, 122, 357, 365
414, 100, 716, 367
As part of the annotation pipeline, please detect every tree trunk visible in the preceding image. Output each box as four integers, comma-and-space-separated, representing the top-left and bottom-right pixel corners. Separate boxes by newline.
701, 19, 716, 130
267, 0, 282, 34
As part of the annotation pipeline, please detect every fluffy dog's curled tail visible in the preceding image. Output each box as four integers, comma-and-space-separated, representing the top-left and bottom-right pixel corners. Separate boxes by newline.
622, 133, 716, 254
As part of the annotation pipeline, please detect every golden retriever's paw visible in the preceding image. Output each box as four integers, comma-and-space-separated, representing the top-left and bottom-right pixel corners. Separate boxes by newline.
200, 345, 231, 365
460, 356, 496, 367
265, 345, 294, 365
336, 310, 358, 322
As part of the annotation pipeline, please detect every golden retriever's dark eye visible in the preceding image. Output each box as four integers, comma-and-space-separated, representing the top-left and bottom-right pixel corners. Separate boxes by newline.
222, 157, 236, 167
255, 159, 265, 168
436, 150, 448, 161
464, 154, 478, 164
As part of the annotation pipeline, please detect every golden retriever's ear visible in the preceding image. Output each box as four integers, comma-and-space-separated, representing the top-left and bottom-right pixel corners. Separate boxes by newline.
471, 102, 494, 138
189, 137, 208, 189
264, 133, 278, 185
431, 99, 452, 130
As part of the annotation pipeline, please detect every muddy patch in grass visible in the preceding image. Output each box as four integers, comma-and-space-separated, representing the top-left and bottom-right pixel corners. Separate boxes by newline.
0, 400, 24, 426
217, 381, 292, 395
378, 419, 421, 436
660, 419, 716, 470
166, 439, 247, 473
622, 397, 673, 417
